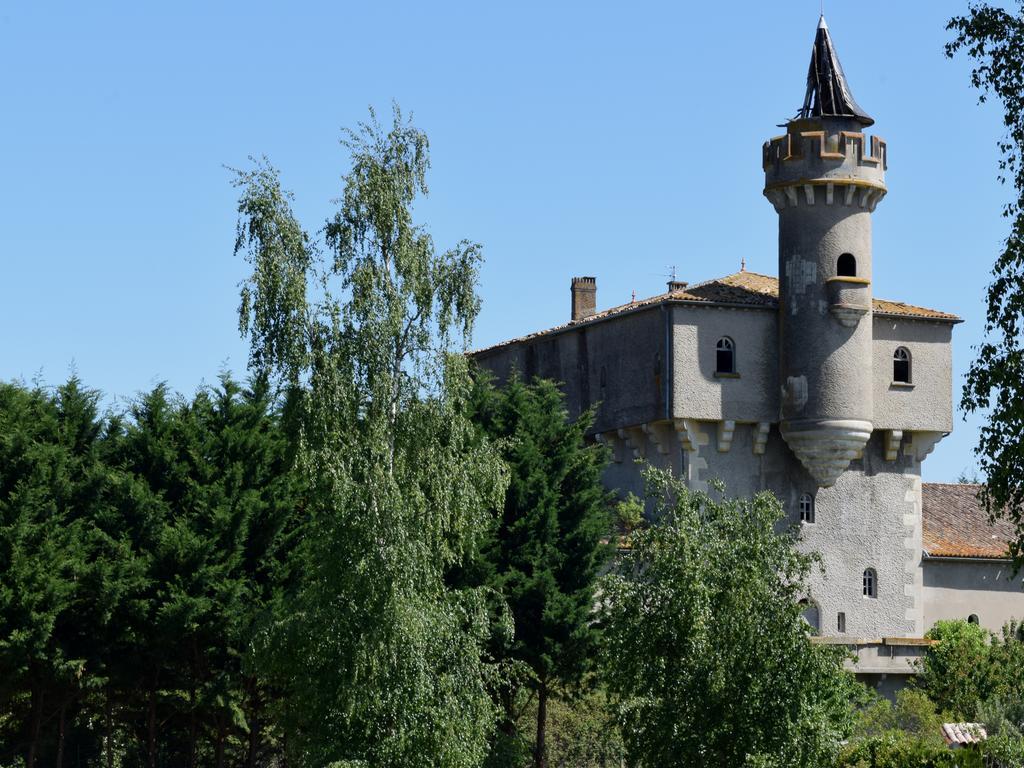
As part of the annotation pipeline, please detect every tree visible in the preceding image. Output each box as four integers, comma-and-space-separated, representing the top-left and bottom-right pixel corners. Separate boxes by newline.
0, 374, 302, 767
950, 2, 1024, 567
232, 105, 508, 767
598, 470, 858, 768
467, 374, 611, 768
917, 619, 993, 720
109, 376, 301, 767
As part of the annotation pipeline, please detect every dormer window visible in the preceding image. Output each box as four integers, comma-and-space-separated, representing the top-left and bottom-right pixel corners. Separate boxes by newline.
837, 253, 857, 277
716, 337, 735, 374
893, 347, 911, 384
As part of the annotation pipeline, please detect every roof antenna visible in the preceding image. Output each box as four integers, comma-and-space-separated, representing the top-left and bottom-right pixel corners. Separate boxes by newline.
741, 257, 746, 272
631, 289, 636, 303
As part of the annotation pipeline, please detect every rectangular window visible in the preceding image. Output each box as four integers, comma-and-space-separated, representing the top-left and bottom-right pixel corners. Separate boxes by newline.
837, 612, 846, 633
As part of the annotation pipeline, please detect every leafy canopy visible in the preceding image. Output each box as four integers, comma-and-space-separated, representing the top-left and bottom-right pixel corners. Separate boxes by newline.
232, 104, 508, 767
598, 471, 857, 768
951, 1, 1024, 566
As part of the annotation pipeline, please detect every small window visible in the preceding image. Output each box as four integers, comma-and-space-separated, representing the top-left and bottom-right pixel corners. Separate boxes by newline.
799, 493, 815, 523
863, 568, 877, 598
837, 253, 857, 277
716, 337, 735, 374
968, 614, 980, 625
893, 347, 911, 384
837, 612, 846, 633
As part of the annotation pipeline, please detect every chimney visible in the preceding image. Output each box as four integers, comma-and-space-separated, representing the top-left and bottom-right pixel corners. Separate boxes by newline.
667, 280, 688, 293
571, 276, 597, 321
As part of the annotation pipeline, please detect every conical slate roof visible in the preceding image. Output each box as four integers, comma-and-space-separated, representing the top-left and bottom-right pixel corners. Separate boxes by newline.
798, 16, 873, 126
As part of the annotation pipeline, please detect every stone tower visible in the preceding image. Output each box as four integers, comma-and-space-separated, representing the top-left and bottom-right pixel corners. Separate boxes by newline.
763, 16, 887, 487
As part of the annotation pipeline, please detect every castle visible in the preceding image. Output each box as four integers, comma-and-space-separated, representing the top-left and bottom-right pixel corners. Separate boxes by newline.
473, 16, 1024, 695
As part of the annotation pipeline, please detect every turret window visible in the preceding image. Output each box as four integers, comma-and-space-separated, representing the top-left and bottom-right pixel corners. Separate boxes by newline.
837, 253, 857, 277
893, 347, 911, 384
715, 337, 735, 374
863, 568, 877, 598
798, 493, 815, 523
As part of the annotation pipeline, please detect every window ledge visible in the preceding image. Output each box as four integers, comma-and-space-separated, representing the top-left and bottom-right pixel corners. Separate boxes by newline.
714, 371, 740, 379
826, 275, 871, 285
890, 381, 915, 389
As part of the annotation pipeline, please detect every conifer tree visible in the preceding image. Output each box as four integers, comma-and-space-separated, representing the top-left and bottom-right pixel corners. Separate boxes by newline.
467, 373, 611, 768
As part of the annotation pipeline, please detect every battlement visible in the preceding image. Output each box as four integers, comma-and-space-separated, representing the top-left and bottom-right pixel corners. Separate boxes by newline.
762, 129, 887, 172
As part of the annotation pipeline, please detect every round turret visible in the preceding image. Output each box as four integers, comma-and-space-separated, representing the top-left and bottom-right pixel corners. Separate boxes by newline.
762, 17, 887, 487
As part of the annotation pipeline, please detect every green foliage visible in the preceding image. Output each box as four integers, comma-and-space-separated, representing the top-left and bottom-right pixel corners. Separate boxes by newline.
614, 492, 644, 538
836, 730, 983, 768
851, 688, 947, 750
465, 373, 612, 765
233, 104, 508, 767
0, 375, 301, 767
949, 2, 1024, 567
987, 620, 1024, 702
483, 687, 624, 768
597, 470, 857, 768
918, 620, 993, 720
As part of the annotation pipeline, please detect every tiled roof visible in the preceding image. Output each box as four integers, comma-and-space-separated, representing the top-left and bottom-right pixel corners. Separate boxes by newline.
472, 271, 960, 355
922, 483, 1015, 559
941, 723, 987, 746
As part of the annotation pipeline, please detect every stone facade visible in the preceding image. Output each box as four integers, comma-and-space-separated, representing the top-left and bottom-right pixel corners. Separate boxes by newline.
471, 15, 1024, 691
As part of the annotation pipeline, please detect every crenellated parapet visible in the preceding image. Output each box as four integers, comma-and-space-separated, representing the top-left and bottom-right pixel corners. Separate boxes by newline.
762, 119, 887, 216
762, 127, 887, 172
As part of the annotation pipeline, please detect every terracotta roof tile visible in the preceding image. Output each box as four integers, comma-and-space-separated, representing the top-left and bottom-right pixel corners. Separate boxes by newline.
472, 271, 960, 355
922, 483, 1014, 559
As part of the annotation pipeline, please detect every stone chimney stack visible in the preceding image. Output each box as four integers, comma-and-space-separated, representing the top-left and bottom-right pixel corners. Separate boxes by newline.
667, 280, 688, 292
571, 277, 597, 321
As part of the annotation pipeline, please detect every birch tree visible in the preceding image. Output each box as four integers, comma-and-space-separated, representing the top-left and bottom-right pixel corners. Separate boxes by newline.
232, 105, 507, 767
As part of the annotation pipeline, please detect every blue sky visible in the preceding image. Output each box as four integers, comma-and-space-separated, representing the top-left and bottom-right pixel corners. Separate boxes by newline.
0, 1, 1011, 481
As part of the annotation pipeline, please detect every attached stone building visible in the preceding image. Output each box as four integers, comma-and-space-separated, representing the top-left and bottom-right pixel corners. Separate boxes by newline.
473, 16, 1024, 693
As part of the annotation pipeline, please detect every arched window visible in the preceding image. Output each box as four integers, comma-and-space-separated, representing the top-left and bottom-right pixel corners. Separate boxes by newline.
799, 493, 815, 523
893, 347, 911, 384
799, 599, 820, 633
863, 568, 877, 598
968, 614, 980, 625
716, 337, 735, 374
837, 253, 857, 277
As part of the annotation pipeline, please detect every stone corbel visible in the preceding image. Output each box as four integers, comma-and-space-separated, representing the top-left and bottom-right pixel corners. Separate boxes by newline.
618, 427, 647, 460
753, 422, 771, 455
642, 422, 674, 456
673, 418, 699, 452
596, 431, 625, 463
884, 430, 903, 462
906, 431, 946, 463
717, 420, 736, 453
